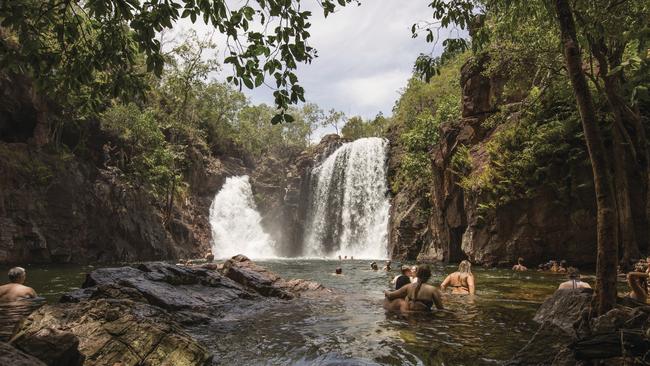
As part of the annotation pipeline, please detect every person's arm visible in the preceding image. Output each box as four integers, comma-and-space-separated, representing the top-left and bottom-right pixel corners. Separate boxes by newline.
385, 284, 409, 300
28, 288, 37, 298
512, 265, 517, 270
440, 274, 451, 291
432, 289, 444, 310
467, 274, 476, 295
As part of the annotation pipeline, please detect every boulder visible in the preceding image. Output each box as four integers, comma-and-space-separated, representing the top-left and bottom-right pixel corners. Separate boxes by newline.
506, 321, 577, 366
222, 255, 327, 299
533, 289, 593, 335
62, 262, 253, 311
11, 299, 212, 366
0, 342, 46, 366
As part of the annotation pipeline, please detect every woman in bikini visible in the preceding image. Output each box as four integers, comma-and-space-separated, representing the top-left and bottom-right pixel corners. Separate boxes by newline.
440, 260, 476, 295
383, 265, 444, 312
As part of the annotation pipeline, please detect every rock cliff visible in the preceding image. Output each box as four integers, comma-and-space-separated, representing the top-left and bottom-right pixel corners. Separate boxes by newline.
388, 56, 604, 266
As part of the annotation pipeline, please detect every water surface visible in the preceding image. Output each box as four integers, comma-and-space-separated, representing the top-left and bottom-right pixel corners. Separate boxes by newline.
0, 260, 579, 365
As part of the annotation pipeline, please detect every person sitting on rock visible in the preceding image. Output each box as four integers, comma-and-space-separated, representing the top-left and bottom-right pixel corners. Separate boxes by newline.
383, 260, 392, 271
557, 268, 591, 290
370, 262, 379, 271
384, 265, 444, 312
441, 260, 476, 295
391, 265, 412, 290
626, 271, 648, 304
0, 267, 37, 302
512, 257, 528, 272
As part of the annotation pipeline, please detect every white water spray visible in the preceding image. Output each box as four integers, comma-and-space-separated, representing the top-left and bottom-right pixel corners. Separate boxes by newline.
209, 175, 276, 258
303, 137, 390, 259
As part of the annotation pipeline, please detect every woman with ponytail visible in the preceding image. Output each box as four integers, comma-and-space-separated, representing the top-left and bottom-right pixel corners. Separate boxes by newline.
441, 260, 475, 295
383, 265, 444, 312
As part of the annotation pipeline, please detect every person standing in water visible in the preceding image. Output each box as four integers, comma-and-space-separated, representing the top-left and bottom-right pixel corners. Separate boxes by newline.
557, 268, 591, 290
512, 257, 528, 272
626, 271, 648, 303
441, 260, 476, 295
391, 265, 412, 290
384, 265, 444, 312
0, 267, 37, 302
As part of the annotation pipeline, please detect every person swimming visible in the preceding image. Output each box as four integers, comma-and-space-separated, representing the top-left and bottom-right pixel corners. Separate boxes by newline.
0, 267, 37, 303
383, 260, 392, 271
557, 268, 591, 290
391, 265, 412, 290
335, 267, 343, 275
440, 260, 476, 295
370, 262, 379, 271
384, 265, 444, 312
512, 257, 528, 272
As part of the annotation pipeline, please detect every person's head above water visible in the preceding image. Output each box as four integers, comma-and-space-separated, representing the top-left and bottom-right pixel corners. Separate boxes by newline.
8, 267, 26, 284
567, 267, 580, 280
458, 260, 472, 274
517, 257, 524, 265
401, 265, 411, 275
335, 267, 342, 275
415, 265, 432, 283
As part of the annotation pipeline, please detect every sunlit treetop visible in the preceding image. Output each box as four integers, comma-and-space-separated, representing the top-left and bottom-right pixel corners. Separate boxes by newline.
0, 0, 358, 123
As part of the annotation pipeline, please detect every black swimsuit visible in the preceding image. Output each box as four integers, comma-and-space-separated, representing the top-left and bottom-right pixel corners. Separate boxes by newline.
395, 275, 410, 290
410, 299, 434, 310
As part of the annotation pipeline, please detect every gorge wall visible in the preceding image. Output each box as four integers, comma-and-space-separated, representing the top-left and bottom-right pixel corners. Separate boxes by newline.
387, 56, 611, 267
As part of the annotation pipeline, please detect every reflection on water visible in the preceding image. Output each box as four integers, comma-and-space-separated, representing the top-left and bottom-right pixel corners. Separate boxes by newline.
0, 298, 45, 341
0, 260, 588, 365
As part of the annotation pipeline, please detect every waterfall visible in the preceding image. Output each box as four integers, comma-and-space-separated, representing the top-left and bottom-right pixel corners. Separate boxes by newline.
209, 175, 276, 258
303, 137, 390, 259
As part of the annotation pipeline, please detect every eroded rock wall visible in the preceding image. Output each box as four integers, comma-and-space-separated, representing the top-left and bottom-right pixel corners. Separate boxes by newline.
388, 56, 602, 266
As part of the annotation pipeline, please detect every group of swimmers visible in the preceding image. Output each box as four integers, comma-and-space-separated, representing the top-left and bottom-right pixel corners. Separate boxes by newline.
382, 260, 476, 312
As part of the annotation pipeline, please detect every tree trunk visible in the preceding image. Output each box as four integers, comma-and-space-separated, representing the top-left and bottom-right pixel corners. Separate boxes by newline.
553, 0, 619, 315
612, 126, 640, 267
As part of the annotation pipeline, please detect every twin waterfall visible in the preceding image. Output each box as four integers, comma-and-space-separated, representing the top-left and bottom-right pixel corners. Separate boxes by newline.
209, 137, 390, 259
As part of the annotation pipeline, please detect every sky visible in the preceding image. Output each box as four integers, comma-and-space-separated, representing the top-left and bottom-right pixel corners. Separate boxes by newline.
171, 1, 448, 137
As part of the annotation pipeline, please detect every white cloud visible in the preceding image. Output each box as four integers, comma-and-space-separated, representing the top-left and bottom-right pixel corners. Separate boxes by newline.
169, 1, 452, 120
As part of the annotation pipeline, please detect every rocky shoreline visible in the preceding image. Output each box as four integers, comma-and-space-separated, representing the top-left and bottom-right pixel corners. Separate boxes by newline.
2, 256, 328, 366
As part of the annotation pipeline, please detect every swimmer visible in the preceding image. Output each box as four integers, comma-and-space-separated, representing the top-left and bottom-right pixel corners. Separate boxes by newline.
391, 265, 412, 290
626, 271, 648, 304
0, 267, 37, 302
512, 257, 528, 272
557, 260, 568, 273
350, 256, 354, 260
370, 262, 379, 271
441, 260, 476, 295
384, 265, 444, 312
338, 255, 342, 261
557, 268, 591, 290
335, 267, 343, 275
383, 260, 392, 271
205, 251, 215, 263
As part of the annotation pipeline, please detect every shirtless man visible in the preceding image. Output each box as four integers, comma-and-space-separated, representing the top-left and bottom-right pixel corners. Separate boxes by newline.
512, 257, 528, 272
557, 268, 591, 290
0, 267, 37, 302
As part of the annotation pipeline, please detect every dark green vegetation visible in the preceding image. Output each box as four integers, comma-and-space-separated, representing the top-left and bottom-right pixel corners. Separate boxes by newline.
390, 0, 650, 315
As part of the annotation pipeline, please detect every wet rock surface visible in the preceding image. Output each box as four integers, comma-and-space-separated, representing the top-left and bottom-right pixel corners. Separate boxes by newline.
510, 289, 650, 365
0, 341, 46, 366
10, 259, 327, 366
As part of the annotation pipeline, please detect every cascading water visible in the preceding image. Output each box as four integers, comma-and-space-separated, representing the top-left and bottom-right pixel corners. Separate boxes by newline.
209, 175, 276, 258
303, 137, 390, 259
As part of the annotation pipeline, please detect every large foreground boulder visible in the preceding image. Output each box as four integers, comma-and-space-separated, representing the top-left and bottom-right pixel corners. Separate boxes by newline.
11, 299, 211, 366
